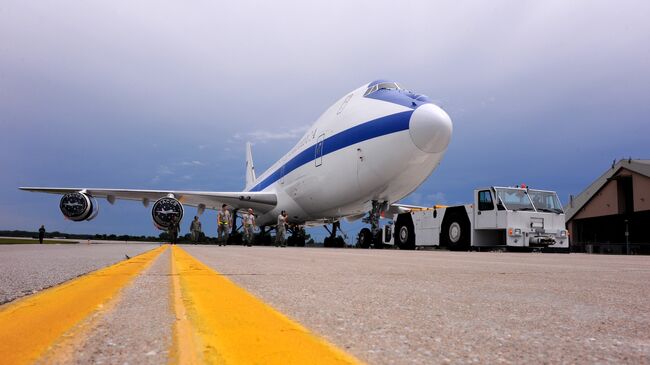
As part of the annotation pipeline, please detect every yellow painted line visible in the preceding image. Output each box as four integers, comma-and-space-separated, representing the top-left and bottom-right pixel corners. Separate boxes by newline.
170, 246, 363, 364
0, 245, 167, 365
170, 246, 201, 365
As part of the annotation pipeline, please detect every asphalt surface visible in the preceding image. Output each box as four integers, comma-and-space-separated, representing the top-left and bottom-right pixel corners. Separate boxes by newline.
183, 246, 650, 364
0, 242, 160, 304
40, 248, 174, 364
1, 244, 649, 364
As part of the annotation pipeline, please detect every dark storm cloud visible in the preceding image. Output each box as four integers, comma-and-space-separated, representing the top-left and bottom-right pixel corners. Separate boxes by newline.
1, 0, 648, 238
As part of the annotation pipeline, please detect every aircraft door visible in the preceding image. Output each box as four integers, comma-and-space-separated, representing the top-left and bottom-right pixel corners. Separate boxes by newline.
315, 134, 325, 167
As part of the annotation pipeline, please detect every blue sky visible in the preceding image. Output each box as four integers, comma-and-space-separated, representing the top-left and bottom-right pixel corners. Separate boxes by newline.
1, 1, 648, 241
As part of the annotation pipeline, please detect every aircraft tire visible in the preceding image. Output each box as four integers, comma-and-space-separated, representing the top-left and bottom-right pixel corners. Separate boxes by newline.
358, 228, 372, 248
373, 230, 384, 249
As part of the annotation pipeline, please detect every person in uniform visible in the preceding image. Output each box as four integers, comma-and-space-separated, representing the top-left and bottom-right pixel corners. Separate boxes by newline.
38, 225, 45, 244
275, 210, 288, 247
217, 204, 231, 246
242, 208, 256, 247
169, 221, 180, 245
190, 216, 202, 244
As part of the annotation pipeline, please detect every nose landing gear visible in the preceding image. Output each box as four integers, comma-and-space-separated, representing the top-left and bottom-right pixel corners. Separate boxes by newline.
357, 200, 387, 248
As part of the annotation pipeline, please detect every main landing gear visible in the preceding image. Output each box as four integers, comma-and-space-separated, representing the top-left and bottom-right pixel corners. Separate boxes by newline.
287, 225, 306, 247
323, 221, 345, 247
255, 225, 306, 247
357, 200, 387, 249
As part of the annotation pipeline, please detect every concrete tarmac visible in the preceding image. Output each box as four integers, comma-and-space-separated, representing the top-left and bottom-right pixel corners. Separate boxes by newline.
1, 244, 649, 364
0, 242, 160, 304
39, 249, 175, 364
183, 246, 650, 364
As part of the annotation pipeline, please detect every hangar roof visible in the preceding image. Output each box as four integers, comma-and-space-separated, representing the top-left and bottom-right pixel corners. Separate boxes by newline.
565, 159, 650, 222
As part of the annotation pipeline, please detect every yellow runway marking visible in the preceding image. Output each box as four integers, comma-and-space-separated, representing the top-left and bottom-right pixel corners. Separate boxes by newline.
171, 246, 362, 364
0, 245, 167, 365
170, 246, 201, 365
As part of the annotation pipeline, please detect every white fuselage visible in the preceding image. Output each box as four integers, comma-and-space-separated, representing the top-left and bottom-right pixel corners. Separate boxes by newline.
248, 81, 453, 226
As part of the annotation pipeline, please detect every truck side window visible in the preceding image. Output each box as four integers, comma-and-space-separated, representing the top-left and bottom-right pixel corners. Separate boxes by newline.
478, 190, 494, 211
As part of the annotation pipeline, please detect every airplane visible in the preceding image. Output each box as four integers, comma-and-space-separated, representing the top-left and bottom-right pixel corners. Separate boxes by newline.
20, 80, 452, 248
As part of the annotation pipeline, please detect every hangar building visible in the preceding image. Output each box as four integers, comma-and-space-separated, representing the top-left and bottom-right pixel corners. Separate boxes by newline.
565, 159, 650, 254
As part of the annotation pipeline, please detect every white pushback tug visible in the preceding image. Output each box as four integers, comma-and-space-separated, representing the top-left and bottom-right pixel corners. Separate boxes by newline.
375, 185, 569, 252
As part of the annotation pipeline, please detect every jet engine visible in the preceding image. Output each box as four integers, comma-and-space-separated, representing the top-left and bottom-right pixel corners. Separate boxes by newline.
151, 197, 184, 230
59, 192, 99, 221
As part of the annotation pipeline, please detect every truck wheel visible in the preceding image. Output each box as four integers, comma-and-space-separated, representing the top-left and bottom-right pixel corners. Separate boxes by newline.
443, 214, 470, 251
358, 228, 372, 248
395, 220, 415, 250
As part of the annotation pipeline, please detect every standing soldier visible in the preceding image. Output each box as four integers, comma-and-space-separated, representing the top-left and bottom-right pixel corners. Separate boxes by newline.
190, 216, 202, 244
242, 208, 256, 247
217, 204, 231, 246
38, 225, 46, 244
275, 210, 288, 247
169, 221, 180, 245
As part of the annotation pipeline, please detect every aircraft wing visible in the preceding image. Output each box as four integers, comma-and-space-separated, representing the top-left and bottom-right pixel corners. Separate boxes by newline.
19, 187, 277, 213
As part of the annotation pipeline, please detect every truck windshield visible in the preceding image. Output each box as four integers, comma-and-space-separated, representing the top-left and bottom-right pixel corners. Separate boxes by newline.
528, 190, 564, 213
495, 188, 536, 211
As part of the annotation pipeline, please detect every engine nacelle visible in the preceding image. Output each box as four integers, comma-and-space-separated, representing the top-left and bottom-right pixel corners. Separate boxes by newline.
151, 197, 184, 230
60, 192, 99, 221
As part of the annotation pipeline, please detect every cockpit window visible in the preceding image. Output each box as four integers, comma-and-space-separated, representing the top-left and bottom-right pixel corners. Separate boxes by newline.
364, 82, 401, 96
363, 85, 378, 96
377, 82, 400, 90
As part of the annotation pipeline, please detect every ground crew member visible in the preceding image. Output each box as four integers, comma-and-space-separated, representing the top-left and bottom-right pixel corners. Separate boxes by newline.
275, 210, 288, 247
190, 216, 202, 244
38, 225, 45, 244
169, 221, 180, 245
217, 204, 231, 246
242, 208, 256, 247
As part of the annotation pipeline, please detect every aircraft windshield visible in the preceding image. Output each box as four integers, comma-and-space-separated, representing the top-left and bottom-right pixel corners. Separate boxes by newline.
529, 190, 564, 213
364, 82, 401, 96
495, 188, 535, 211
377, 82, 401, 90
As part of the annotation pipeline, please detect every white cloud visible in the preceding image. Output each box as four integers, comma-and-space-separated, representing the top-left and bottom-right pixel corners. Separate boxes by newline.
241, 126, 309, 143
157, 165, 173, 175
426, 192, 447, 204
179, 160, 204, 166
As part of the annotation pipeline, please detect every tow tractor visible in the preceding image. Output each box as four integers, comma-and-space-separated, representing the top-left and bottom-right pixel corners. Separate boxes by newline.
381, 186, 569, 251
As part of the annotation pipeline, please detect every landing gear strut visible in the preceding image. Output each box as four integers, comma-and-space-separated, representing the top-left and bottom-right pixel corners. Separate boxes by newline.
255, 225, 272, 246
358, 200, 387, 248
287, 225, 306, 247
323, 222, 345, 247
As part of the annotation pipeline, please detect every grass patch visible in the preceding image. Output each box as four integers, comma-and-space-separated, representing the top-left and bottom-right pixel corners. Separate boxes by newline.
0, 238, 79, 245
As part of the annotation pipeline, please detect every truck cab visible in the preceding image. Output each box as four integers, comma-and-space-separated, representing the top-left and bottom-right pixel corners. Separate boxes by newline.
471, 186, 568, 249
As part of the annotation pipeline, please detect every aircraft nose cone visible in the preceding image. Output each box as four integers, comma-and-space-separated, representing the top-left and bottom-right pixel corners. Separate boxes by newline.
408, 103, 453, 153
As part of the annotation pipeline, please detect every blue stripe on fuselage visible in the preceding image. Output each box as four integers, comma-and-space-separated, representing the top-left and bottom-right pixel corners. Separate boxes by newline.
248, 110, 414, 192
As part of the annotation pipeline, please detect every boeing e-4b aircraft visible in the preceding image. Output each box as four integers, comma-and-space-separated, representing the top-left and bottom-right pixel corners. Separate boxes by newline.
21, 80, 452, 247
